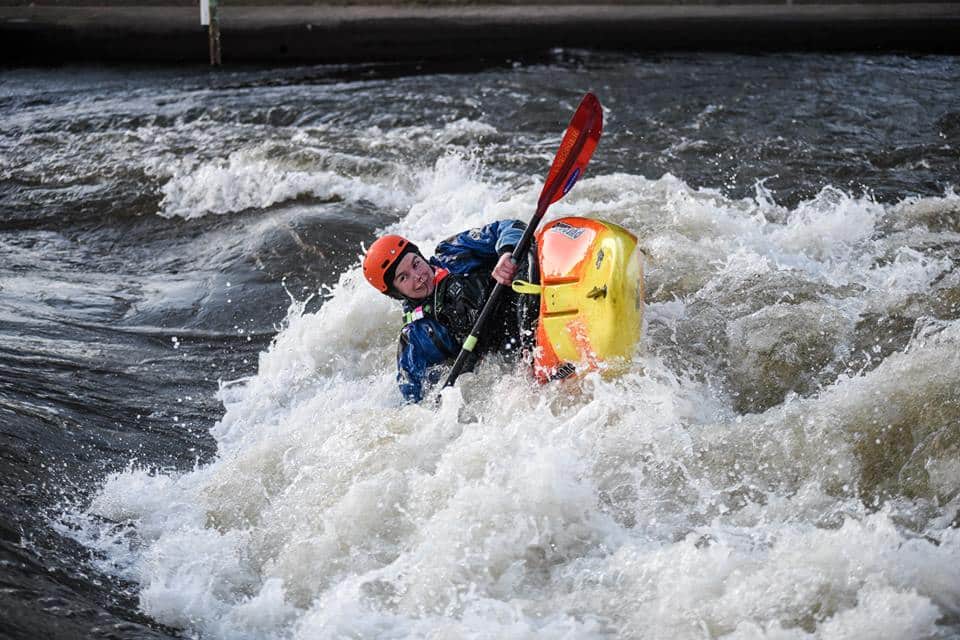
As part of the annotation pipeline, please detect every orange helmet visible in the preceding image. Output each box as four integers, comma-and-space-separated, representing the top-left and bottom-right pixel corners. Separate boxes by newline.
362, 234, 421, 294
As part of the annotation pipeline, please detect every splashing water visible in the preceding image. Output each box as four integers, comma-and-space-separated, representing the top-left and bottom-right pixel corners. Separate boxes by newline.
73, 158, 960, 639
4, 54, 958, 640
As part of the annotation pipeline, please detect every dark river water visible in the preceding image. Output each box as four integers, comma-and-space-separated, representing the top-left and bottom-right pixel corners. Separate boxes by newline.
2, 53, 959, 639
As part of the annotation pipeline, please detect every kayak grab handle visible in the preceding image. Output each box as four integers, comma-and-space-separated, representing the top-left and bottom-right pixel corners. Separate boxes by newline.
511, 280, 543, 295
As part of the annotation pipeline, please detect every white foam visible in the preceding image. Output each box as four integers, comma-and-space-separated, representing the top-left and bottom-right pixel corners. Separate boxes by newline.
359, 118, 499, 152
74, 163, 960, 639
156, 146, 412, 219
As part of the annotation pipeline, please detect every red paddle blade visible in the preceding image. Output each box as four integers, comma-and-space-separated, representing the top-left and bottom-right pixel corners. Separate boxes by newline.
538, 92, 603, 212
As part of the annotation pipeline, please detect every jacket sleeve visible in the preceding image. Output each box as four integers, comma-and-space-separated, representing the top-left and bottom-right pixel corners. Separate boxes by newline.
435, 219, 526, 262
396, 319, 460, 403
491, 219, 526, 255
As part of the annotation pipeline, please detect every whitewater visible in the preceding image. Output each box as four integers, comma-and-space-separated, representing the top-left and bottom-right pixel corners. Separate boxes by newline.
1, 54, 957, 639
73, 163, 960, 639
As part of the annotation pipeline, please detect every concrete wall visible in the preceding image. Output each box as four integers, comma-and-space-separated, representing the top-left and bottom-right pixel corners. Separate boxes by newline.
3, 2, 959, 65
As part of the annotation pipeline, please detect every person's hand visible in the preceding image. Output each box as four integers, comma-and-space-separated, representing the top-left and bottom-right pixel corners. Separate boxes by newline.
492, 252, 518, 286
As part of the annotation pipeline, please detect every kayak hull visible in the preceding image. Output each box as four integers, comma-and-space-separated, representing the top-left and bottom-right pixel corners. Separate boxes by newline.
532, 217, 644, 381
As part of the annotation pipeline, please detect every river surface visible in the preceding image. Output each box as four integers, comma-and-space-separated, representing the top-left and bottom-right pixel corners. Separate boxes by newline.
1, 53, 959, 639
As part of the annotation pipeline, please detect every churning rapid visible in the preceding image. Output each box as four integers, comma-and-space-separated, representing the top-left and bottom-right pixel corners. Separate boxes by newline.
2, 53, 959, 639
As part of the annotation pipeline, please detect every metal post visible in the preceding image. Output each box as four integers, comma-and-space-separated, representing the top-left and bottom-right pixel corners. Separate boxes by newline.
208, 0, 222, 66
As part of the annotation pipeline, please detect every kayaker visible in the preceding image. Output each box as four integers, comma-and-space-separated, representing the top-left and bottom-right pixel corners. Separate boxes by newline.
362, 220, 536, 403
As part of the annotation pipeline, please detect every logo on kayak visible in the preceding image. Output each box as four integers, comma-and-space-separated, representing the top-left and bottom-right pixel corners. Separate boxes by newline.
549, 221, 585, 240
562, 167, 581, 195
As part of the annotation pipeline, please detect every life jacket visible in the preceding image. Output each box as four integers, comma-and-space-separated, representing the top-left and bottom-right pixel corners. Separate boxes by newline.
402, 256, 538, 360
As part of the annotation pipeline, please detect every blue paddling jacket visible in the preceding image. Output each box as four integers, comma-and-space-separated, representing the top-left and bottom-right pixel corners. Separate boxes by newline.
397, 219, 533, 403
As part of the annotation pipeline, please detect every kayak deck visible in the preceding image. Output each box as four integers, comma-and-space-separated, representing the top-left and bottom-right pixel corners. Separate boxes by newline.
530, 216, 644, 381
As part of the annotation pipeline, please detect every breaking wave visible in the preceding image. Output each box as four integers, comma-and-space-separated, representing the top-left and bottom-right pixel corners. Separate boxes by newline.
68, 159, 960, 639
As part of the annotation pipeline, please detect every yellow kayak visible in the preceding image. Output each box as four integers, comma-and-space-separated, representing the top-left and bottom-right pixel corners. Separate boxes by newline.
515, 216, 644, 381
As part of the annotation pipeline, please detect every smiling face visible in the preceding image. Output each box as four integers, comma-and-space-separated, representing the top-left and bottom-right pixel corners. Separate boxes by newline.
391, 251, 435, 300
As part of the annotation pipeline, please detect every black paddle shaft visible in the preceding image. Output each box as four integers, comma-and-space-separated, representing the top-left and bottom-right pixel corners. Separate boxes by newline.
440, 92, 601, 393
